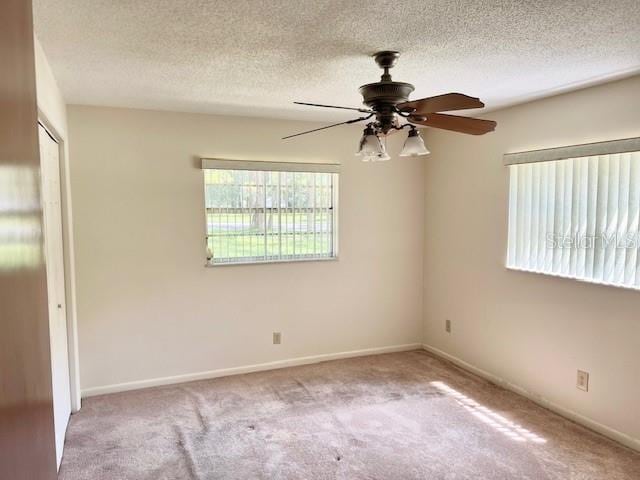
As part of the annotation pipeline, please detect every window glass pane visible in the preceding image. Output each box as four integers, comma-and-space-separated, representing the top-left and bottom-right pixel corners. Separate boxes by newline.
205, 168, 337, 265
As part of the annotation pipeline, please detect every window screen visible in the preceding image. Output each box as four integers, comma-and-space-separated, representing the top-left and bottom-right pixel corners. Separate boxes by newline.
204, 165, 338, 265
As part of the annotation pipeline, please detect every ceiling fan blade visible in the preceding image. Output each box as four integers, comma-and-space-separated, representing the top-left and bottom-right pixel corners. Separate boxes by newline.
409, 113, 496, 135
398, 93, 484, 114
282, 114, 373, 140
294, 102, 372, 113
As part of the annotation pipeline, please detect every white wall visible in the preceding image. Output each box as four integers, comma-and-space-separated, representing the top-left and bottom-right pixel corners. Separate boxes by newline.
423, 75, 640, 449
35, 38, 67, 137
67, 106, 424, 393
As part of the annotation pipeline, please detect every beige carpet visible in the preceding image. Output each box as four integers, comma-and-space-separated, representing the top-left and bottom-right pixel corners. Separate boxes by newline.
59, 350, 639, 479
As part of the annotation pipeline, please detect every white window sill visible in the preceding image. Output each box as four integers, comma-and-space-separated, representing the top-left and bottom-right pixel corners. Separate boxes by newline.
205, 256, 339, 267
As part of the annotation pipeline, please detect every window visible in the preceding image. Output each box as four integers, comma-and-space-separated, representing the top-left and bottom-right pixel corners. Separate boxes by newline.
202, 159, 339, 265
506, 138, 640, 290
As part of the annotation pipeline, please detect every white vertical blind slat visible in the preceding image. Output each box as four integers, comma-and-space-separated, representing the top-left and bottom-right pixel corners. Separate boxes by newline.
561, 159, 573, 276
537, 163, 548, 271
575, 157, 589, 278
615, 154, 630, 284
507, 167, 518, 266
516, 165, 526, 267
530, 163, 541, 270
627, 154, 640, 285
584, 156, 598, 279
603, 155, 620, 283
523, 163, 533, 269
569, 158, 581, 276
545, 163, 556, 273
593, 155, 609, 282
552, 161, 564, 273
635, 155, 640, 286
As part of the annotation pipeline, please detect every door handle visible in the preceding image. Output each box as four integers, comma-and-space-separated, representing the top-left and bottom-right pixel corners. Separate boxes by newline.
57, 304, 62, 309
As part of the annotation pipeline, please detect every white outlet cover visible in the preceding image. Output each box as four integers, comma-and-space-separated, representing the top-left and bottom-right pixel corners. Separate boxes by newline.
577, 370, 589, 392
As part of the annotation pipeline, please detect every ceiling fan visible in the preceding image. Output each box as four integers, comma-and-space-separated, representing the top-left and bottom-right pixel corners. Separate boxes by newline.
283, 51, 497, 161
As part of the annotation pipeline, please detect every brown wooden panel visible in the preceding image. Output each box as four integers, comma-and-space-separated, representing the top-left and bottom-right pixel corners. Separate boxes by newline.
0, 0, 58, 478
409, 113, 497, 135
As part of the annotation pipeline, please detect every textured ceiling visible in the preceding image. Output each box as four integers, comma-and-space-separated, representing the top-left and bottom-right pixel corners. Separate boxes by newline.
33, 0, 640, 121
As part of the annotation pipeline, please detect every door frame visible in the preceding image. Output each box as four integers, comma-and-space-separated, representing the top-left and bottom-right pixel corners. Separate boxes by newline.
38, 112, 81, 413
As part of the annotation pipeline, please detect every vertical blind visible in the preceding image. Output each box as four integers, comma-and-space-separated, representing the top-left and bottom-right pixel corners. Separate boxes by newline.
507, 151, 640, 289
203, 164, 338, 265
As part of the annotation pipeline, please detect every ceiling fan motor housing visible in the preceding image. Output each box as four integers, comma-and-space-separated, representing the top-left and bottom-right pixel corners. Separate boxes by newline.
360, 51, 414, 105
358, 81, 415, 108
359, 51, 415, 133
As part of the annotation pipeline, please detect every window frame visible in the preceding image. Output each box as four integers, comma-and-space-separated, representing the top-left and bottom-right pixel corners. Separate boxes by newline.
201, 158, 340, 267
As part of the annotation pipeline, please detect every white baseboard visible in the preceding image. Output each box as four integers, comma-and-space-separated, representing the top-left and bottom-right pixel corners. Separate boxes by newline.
82, 343, 423, 398
422, 343, 640, 452
82, 341, 639, 452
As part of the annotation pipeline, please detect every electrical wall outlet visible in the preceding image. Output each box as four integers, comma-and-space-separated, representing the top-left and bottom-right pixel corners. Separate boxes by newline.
445, 319, 451, 333
577, 370, 589, 392
273, 332, 281, 345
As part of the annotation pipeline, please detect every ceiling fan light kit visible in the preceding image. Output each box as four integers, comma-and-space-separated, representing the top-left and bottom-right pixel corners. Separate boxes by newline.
284, 51, 497, 161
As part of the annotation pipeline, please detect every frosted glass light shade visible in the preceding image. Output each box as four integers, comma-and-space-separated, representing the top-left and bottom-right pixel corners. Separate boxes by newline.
400, 129, 430, 156
356, 126, 389, 162
356, 132, 383, 155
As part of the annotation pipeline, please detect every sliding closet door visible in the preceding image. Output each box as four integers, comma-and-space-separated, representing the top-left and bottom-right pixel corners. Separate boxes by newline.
0, 0, 58, 478
39, 125, 71, 469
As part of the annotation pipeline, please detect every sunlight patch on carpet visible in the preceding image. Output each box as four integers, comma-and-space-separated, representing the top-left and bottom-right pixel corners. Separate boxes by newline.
431, 381, 546, 444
